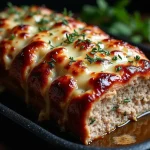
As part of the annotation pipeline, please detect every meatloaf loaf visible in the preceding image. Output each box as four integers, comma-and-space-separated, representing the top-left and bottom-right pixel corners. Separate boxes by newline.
0, 4, 150, 144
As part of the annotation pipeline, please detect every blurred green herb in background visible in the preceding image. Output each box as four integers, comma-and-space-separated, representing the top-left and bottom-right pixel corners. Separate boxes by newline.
81, 0, 150, 44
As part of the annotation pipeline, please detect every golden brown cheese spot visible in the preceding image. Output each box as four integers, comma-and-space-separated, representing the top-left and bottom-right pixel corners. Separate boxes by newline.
74, 39, 94, 51
89, 73, 121, 97
0, 18, 8, 27
121, 60, 150, 82
68, 18, 86, 29
43, 47, 69, 77
19, 33, 30, 39
11, 25, 30, 33
11, 25, 32, 40
65, 60, 86, 76
52, 18, 85, 30
103, 38, 146, 59
29, 6, 52, 15
110, 50, 124, 56
0, 24, 37, 69
83, 25, 108, 35
103, 38, 125, 48
45, 47, 67, 64
9, 41, 48, 88
62, 30, 69, 34
53, 22, 67, 28
31, 27, 68, 49
0, 40, 14, 66
0, 19, 11, 41
0, 18, 18, 34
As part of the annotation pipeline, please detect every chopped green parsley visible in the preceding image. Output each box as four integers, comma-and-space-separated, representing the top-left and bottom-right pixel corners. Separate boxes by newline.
47, 58, 56, 68
9, 34, 15, 40
123, 98, 131, 103
115, 66, 122, 72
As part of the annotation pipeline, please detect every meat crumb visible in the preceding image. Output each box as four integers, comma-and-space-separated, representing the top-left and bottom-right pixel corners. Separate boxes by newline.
113, 134, 136, 145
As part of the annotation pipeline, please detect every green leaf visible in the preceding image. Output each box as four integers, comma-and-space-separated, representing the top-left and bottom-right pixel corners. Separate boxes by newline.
132, 11, 143, 31
113, 8, 130, 24
147, 20, 150, 42
97, 0, 108, 11
81, 0, 150, 43
108, 22, 132, 36
82, 5, 97, 15
131, 35, 142, 43
89, 117, 96, 125
115, 0, 130, 8
142, 19, 150, 42
123, 98, 131, 103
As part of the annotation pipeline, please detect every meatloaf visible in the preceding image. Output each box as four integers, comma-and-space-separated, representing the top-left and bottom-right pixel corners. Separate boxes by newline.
0, 4, 150, 145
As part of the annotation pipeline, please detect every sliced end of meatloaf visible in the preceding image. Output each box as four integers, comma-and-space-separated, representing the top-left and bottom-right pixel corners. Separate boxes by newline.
88, 77, 150, 144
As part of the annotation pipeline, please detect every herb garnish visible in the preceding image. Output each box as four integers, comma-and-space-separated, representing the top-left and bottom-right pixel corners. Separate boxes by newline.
9, 34, 15, 40
62, 19, 68, 26
39, 27, 49, 32
118, 54, 122, 60
128, 60, 133, 63
14, 18, 20, 22
64, 30, 85, 44
49, 33, 53, 36
47, 58, 56, 68
89, 117, 96, 125
28, 10, 41, 17
7, 2, 19, 15
65, 34, 74, 44
90, 42, 110, 56
115, 66, 122, 72
85, 54, 102, 64
90, 48, 98, 55
76, 39, 91, 49
112, 56, 117, 61
69, 57, 76, 65
85, 54, 95, 64
63, 8, 73, 17
123, 98, 131, 103
134, 55, 140, 61
38, 18, 49, 25
111, 105, 119, 111
48, 41, 55, 49
21, 5, 29, 11
99, 49, 110, 55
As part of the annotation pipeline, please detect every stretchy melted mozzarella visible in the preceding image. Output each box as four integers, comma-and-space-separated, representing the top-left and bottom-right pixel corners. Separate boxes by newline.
0, 4, 150, 145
